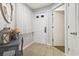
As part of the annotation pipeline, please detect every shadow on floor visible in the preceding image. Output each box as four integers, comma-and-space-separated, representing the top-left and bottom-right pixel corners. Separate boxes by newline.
55, 46, 65, 52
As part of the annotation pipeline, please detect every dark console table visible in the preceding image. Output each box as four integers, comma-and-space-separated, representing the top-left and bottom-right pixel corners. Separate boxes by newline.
0, 39, 20, 56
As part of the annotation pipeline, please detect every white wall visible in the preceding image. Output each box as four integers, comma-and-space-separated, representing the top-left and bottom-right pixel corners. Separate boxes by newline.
0, 3, 15, 30
15, 3, 33, 48
53, 11, 64, 46
15, 4, 33, 34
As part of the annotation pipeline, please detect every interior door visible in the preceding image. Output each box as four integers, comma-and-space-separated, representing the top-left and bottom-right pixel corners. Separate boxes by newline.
33, 13, 48, 44
67, 3, 77, 55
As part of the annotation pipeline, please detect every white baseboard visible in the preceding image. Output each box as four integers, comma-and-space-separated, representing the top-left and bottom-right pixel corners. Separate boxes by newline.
23, 41, 34, 50
47, 43, 52, 46
23, 41, 52, 50
34, 41, 52, 46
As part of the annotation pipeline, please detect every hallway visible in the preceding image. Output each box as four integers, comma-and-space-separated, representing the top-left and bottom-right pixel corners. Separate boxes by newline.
0, 3, 79, 56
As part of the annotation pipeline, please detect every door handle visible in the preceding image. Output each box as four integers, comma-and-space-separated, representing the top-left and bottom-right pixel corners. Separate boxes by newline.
70, 32, 77, 35
44, 27, 47, 33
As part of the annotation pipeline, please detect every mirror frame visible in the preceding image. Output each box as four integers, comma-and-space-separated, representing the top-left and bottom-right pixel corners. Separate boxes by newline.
0, 3, 13, 24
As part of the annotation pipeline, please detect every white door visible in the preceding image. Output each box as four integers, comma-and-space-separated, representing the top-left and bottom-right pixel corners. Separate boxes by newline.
33, 13, 48, 44
67, 3, 78, 55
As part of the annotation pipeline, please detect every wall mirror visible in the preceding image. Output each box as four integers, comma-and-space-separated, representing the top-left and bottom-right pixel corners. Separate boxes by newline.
0, 3, 13, 23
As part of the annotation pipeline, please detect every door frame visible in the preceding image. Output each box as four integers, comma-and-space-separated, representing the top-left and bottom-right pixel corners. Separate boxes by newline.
52, 4, 65, 46
49, 3, 66, 55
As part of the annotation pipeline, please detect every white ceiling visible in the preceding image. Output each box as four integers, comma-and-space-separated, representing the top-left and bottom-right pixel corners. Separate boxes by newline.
27, 3, 53, 9
54, 5, 64, 11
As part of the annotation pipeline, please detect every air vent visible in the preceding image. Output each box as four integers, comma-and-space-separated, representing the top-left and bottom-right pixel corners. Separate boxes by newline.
36, 16, 39, 18
41, 15, 44, 18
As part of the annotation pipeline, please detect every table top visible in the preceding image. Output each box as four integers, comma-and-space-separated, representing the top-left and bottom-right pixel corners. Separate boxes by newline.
0, 39, 20, 47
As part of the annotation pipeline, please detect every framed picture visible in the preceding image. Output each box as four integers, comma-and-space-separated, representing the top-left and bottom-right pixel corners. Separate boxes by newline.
0, 3, 13, 23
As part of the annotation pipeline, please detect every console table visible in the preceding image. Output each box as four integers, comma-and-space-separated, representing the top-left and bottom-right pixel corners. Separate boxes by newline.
0, 39, 20, 56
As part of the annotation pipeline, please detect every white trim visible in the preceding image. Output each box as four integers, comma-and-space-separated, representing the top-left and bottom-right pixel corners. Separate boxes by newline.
64, 3, 68, 56
23, 41, 34, 50
49, 3, 64, 11
49, 3, 65, 55
47, 43, 52, 46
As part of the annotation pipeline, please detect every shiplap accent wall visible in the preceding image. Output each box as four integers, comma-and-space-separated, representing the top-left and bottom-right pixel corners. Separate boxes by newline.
15, 3, 33, 48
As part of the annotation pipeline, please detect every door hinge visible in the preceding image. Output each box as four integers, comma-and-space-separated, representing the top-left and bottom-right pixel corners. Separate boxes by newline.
68, 3, 70, 7
52, 26, 54, 28
52, 39, 54, 42
68, 48, 70, 51
68, 25, 70, 28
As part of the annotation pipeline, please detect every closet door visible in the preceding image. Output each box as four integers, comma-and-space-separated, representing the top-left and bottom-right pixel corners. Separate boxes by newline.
33, 13, 48, 44
67, 3, 78, 55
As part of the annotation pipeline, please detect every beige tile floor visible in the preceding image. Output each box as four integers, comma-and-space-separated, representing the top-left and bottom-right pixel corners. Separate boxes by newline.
23, 43, 64, 56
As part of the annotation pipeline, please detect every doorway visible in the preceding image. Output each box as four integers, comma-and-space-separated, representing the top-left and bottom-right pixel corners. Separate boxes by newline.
52, 4, 65, 52
33, 13, 48, 44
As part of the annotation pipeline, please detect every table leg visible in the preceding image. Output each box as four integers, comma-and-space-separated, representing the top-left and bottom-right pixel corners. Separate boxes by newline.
15, 45, 19, 56
0, 50, 3, 56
